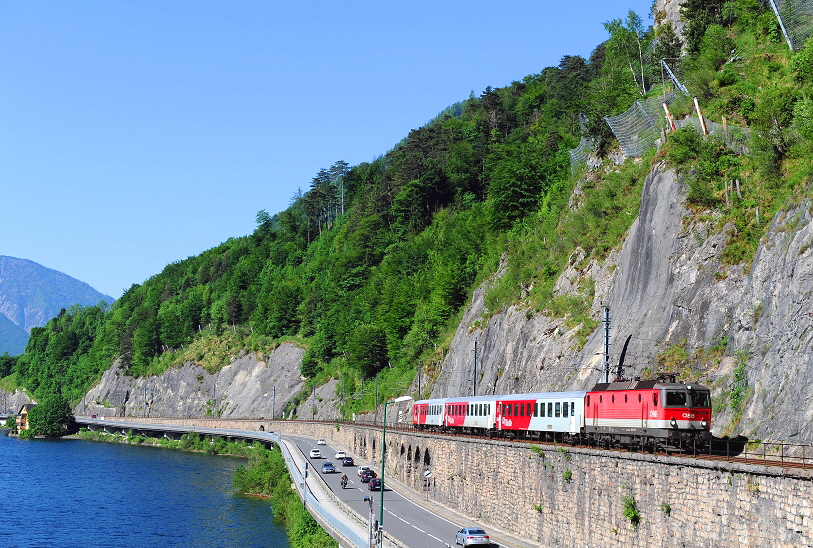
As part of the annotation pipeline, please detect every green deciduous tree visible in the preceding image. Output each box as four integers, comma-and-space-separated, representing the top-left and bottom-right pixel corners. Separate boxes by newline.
346, 324, 389, 378
28, 394, 75, 438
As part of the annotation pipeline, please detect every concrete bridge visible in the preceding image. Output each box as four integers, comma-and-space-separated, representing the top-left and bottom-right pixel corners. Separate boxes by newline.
76, 417, 813, 547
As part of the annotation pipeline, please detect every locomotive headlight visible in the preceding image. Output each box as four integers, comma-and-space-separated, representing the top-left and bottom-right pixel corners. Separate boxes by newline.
670, 418, 678, 428
701, 420, 708, 428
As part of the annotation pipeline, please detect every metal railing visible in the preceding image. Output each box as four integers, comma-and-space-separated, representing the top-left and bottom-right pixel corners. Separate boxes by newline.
272, 432, 371, 548
283, 419, 813, 475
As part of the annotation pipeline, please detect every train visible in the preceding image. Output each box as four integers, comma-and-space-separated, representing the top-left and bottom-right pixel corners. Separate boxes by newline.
412, 374, 712, 450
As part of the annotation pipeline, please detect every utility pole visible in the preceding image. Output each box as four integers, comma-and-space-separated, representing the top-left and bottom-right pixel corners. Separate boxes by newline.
602, 306, 611, 383
418, 361, 422, 399
473, 339, 478, 396
272, 385, 276, 420
364, 496, 375, 547
143, 385, 147, 417
374, 374, 379, 425
311, 386, 316, 421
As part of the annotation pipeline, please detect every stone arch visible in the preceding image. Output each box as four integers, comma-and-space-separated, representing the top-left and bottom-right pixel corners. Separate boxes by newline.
414, 446, 421, 463
423, 448, 431, 466
400, 443, 406, 456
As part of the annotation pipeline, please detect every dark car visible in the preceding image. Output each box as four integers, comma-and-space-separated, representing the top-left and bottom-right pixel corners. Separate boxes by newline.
342, 456, 355, 467
368, 478, 382, 490
360, 470, 377, 483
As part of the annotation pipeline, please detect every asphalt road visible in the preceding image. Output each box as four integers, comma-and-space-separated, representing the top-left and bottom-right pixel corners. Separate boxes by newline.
285, 434, 491, 548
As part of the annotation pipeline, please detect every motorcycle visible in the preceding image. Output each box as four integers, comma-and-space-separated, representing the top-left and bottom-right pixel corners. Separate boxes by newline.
340, 476, 348, 489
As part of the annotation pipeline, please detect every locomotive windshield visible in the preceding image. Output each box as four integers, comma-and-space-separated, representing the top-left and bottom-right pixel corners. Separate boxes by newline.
691, 390, 711, 408
664, 389, 711, 407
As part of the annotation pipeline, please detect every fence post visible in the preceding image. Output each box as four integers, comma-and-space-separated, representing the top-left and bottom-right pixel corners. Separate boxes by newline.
693, 97, 708, 135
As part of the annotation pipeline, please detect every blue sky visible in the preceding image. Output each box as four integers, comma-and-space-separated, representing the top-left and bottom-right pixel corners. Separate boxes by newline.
1, 1, 652, 299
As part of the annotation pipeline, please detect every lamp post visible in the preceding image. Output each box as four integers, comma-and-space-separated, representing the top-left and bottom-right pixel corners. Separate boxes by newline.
379, 395, 412, 543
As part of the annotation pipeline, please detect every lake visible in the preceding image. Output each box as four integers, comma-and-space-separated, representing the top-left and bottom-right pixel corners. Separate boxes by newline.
0, 433, 291, 547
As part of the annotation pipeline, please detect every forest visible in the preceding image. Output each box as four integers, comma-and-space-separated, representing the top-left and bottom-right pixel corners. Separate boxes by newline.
4, 0, 813, 416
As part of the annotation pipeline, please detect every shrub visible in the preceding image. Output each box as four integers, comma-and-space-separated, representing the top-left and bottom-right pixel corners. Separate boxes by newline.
622, 494, 641, 527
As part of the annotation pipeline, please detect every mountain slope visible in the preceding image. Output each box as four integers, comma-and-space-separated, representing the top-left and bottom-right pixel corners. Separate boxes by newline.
0, 256, 114, 355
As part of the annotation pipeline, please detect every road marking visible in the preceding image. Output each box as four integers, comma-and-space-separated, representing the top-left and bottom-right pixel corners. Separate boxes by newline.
427, 534, 443, 543
412, 526, 425, 533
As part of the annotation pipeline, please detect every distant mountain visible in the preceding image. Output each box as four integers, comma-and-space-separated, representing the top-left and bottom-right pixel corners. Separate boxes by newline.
0, 256, 114, 355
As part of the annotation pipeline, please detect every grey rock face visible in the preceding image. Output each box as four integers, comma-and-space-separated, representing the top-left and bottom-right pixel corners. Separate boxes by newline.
78, 343, 305, 419
433, 165, 813, 442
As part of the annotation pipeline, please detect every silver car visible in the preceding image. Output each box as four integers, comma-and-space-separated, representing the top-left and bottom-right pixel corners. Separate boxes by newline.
455, 527, 490, 546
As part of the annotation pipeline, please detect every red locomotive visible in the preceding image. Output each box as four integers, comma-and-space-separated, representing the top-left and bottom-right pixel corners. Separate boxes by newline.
413, 374, 711, 450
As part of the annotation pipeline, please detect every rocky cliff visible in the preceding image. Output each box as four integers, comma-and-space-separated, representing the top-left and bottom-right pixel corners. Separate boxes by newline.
79, 342, 306, 420
432, 164, 813, 442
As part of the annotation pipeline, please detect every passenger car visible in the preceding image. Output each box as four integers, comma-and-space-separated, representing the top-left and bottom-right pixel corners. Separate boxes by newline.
455, 527, 490, 546
309, 449, 322, 458
334, 450, 347, 460
357, 465, 371, 476
342, 456, 355, 466
368, 478, 382, 490
321, 462, 335, 473
360, 470, 377, 483
317, 438, 326, 445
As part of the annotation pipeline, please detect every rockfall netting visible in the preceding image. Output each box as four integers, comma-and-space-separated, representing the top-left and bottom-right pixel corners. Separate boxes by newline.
768, 0, 813, 50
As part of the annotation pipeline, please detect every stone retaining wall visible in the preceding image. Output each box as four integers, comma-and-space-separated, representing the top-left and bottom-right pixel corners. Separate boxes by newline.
270, 421, 813, 548
107, 417, 813, 547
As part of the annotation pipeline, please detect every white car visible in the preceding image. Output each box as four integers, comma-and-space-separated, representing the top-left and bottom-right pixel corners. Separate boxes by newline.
309, 449, 322, 459
357, 465, 371, 477
317, 438, 326, 445
455, 527, 490, 546
334, 451, 347, 460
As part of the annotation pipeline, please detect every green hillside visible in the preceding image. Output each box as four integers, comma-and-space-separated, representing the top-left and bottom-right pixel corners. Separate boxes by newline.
5, 1, 813, 414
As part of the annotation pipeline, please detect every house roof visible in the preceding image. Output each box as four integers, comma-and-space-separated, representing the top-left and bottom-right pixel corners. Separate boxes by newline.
18, 403, 37, 414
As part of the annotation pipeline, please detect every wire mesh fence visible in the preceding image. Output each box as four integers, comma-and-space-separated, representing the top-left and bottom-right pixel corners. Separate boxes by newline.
603, 89, 681, 158
673, 116, 751, 154
568, 113, 596, 173
769, 0, 813, 50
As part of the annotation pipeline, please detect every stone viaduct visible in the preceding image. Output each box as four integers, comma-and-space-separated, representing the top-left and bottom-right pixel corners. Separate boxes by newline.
117, 417, 813, 547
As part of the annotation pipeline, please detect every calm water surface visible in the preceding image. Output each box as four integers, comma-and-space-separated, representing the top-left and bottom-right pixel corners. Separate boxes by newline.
0, 433, 291, 547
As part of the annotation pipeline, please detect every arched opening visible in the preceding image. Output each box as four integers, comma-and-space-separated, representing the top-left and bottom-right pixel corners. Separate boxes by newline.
423, 448, 431, 466
414, 446, 421, 462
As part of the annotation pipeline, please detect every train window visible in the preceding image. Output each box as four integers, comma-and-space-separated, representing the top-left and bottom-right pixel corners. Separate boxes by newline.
653, 393, 658, 407
520, 404, 524, 417
586, 396, 590, 406
666, 391, 687, 406
526, 403, 531, 416
599, 395, 603, 403
692, 391, 711, 408
514, 404, 519, 416
540, 403, 545, 417
534, 403, 538, 417
571, 402, 575, 417
638, 394, 641, 403
612, 395, 615, 403
625, 394, 628, 403
547, 402, 553, 417
555, 402, 561, 418
563, 402, 569, 416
